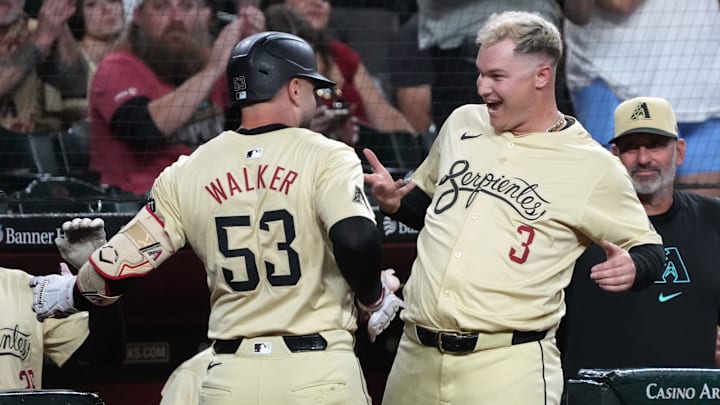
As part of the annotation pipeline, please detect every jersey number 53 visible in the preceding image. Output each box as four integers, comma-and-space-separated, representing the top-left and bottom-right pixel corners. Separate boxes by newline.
215, 209, 301, 292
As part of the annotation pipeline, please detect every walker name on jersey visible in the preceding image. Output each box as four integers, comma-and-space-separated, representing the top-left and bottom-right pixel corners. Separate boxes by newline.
204, 166, 299, 204
434, 160, 548, 220
0, 325, 31, 360
0, 224, 62, 246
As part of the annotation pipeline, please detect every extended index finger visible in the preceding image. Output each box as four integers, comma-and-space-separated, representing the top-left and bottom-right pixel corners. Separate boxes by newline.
363, 148, 389, 176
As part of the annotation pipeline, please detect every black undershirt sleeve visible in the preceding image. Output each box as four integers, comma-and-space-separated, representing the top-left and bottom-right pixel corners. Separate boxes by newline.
71, 300, 127, 366
629, 243, 665, 291
109, 96, 169, 151
386, 186, 432, 231
329, 216, 384, 306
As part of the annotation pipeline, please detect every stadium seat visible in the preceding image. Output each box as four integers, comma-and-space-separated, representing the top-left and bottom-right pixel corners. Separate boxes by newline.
6, 176, 144, 214
57, 119, 93, 179
0, 122, 98, 195
356, 124, 424, 180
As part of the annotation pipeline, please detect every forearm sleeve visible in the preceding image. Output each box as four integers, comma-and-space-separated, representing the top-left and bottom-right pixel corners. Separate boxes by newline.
629, 243, 665, 291
387, 186, 431, 231
74, 301, 127, 366
110, 96, 170, 151
75, 206, 176, 305
329, 216, 384, 306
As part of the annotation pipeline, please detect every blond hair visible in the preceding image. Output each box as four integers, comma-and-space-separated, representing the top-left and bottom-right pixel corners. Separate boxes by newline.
476, 11, 563, 66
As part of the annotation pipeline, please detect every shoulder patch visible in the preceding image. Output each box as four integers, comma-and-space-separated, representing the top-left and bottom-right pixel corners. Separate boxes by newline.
146, 195, 156, 212
352, 185, 369, 210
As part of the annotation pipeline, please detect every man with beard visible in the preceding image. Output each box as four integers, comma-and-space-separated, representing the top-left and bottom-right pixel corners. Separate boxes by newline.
560, 97, 720, 380
0, 0, 88, 133
88, 0, 264, 195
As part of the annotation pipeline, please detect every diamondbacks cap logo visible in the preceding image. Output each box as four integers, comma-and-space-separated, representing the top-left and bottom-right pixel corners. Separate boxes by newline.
611, 96, 678, 143
629, 102, 651, 121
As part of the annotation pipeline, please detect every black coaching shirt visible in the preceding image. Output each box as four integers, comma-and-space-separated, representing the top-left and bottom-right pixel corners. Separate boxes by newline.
560, 190, 720, 380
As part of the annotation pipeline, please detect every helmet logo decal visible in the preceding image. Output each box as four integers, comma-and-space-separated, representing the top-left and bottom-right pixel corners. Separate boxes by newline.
233, 76, 247, 100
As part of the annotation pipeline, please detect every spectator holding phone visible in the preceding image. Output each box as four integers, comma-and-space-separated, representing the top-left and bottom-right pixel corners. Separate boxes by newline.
264, 0, 417, 139
265, 4, 359, 146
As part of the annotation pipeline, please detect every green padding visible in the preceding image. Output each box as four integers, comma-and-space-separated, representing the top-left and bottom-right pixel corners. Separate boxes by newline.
564, 378, 622, 405
573, 368, 720, 404
0, 389, 104, 405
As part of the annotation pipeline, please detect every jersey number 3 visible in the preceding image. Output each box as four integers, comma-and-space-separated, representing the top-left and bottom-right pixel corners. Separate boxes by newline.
509, 224, 535, 264
216, 209, 300, 292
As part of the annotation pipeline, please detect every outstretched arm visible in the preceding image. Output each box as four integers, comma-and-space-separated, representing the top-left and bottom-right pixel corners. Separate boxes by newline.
590, 241, 664, 292
36, 218, 127, 365
73, 292, 126, 366
31, 206, 178, 320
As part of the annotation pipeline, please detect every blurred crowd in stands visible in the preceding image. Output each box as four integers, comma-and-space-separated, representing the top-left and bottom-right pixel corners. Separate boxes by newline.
1, 0, 719, 202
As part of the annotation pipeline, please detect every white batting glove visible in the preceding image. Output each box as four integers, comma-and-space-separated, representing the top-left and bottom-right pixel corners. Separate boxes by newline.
358, 269, 406, 343
55, 218, 107, 270
29, 262, 79, 322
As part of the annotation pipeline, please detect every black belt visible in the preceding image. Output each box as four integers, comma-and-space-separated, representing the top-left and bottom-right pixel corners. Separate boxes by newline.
416, 325, 548, 354
214, 333, 328, 354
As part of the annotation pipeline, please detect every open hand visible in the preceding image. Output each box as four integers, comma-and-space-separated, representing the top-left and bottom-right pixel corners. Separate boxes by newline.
590, 240, 636, 292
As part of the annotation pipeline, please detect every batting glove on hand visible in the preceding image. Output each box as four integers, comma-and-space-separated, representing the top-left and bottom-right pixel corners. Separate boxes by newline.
29, 262, 79, 322
358, 269, 406, 343
55, 218, 107, 270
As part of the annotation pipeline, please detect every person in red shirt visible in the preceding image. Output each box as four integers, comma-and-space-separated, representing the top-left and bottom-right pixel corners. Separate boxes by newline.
264, 0, 416, 141
89, 0, 263, 195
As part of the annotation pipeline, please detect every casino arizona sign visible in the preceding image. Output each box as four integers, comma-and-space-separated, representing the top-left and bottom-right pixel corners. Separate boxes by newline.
646, 382, 720, 400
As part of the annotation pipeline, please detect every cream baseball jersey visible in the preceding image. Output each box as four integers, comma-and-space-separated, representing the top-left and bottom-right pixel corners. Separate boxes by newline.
151, 126, 375, 339
0, 267, 89, 389
404, 105, 662, 332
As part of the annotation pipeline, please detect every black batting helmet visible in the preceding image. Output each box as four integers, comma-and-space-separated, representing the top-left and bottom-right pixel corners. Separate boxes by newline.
226, 31, 335, 107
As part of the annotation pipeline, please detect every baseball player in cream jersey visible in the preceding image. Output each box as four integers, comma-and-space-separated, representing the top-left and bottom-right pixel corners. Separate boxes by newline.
2, 218, 124, 390
29, 32, 402, 405
0, 266, 89, 390
365, 11, 664, 405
